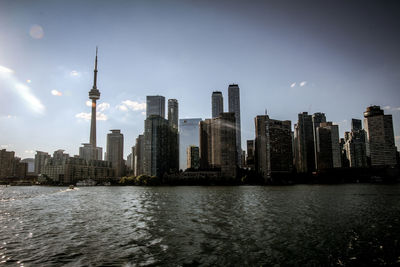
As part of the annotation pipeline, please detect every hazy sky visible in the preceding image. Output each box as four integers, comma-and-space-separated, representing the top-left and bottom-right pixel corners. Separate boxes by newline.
1, 0, 400, 159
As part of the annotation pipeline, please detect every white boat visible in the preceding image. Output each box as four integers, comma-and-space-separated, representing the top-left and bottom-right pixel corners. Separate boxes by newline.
76, 179, 97, 186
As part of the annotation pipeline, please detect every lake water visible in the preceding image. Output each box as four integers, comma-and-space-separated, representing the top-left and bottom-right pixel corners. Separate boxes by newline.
1, 185, 399, 266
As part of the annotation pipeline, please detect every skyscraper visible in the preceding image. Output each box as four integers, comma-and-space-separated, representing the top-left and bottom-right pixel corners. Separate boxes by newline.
106, 130, 124, 178
228, 84, 242, 167
364, 106, 397, 166
187, 146, 200, 170
34, 151, 50, 175
199, 119, 213, 169
211, 112, 237, 178
211, 91, 223, 118
134, 134, 145, 176
255, 115, 293, 180
312, 112, 326, 169
168, 99, 179, 130
144, 115, 170, 177
146, 95, 165, 118
179, 118, 202, 170
293, 112, 315, 173
344, 119, 367, 168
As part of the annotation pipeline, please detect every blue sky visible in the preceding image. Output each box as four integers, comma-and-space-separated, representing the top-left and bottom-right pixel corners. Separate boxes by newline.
1, 0, 399, 159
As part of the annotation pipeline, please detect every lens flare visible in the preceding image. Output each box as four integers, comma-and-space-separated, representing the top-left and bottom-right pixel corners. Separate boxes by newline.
29, 25, 44, 39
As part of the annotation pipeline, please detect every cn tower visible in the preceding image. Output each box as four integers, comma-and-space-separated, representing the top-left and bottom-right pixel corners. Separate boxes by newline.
89, 47, 100, 159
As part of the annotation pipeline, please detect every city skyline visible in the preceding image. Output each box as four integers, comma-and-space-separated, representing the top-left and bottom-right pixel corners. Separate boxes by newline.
1, 0, 400, 159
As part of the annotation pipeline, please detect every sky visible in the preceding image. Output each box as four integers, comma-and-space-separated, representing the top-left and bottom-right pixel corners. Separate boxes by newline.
0, 0, 400, 159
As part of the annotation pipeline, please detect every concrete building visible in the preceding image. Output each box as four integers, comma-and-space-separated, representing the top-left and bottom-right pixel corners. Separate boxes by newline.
255, 115, 271, 179
315, 126, 333, 170
187, 146, 200, 170
316, 122, 341, 169
255, 116, 293, 179
79, 144, 102, 161
179, 118, 202, 170
246, 140, 255, 170
168, 99, 179, 173
146, 95, 165, 118
41, 150, 113, 184
312, 112, 327, 170
126, 152, 133, 172
343, 119, 367, 168
211, 91, 223, 118
134, 134, 145, 176
269, 119, 293, 173
21, 158, 35, 174
228, 84, 242, 167
199, 119, 213, 169
293, 112, 315, 173
211, 112, 237, 178
34, 151, 50, 175
168, 99, 179, 130
106, 130, 124, 178
364, 106, 397, 166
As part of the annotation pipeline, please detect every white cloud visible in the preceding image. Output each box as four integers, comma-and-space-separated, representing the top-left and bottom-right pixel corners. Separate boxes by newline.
51, 89, 62, 96
70, 70, 81, 77
24, 150, 35, 155
75, 112, 107, 121
117, 100, 146, 112
141, 111, 146, 116
97, 102, 110, 112
117, 104, 128, 111
0, 65, 45, 114
1, 144, 11, 149
300, 81, 307, 87
383, 106, 400, 112
86, 100, 92, 107
290, 82, 296, 88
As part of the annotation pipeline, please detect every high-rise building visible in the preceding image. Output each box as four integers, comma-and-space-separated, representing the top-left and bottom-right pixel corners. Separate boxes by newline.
255, 115, 271, 179
293, 112, 315, 173
228, 84, 242, 167
211, 91, 223, 118
211, 112, 237, 177
351, 119, 362, 131
269, 119, 293, 173
246, 140, 255, 170
144, 115, 179, 177
168, 99, 178, 130
134, 134, 145, 176
146, 95, 165, 118
364, 106, 397, 166
34, 151, 50, 175
199, 119, 213, 169
343, 119, 367, 168
179, 118, 202, 170
167, 99, 179, 172
312, 112, 327, 169
316, 122, 341, 169
187, 146, 200, 170
255, 116, 293, 179
315, 126, 333, 170
106, 130, 124, 178
21, 158, 35, 174
79, 144, 102, 161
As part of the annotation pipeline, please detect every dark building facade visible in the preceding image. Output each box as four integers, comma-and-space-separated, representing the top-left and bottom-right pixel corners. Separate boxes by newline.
211, 91, 223, 119
293, 112, 315, 173
228, 84, 242, 167
364, 106, 397, 166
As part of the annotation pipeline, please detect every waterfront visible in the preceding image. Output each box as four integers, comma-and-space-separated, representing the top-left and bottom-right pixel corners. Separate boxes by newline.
1, 185, 399, 266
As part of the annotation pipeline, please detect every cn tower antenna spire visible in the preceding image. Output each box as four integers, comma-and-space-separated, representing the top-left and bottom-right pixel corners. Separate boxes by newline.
93, 46, 98, 89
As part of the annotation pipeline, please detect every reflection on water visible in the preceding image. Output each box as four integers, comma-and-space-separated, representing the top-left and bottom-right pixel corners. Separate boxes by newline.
0, 185, 399, 266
